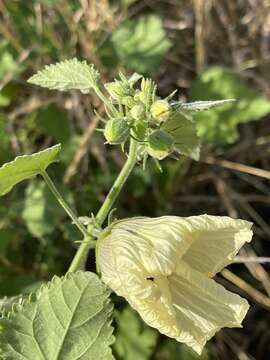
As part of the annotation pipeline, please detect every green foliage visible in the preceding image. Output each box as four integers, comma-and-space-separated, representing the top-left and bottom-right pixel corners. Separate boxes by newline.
28, 58, 100, 93
0, 229, 17, 255
22, 180, 74, 238
155, 339, 211, 360
162, 113, 200, 160
34, 105, 71, 144
190, 66, 270, 144
0, 40, 23, 81
180, 99, 235, 112
110, 15, 171, 74
0, 271, 114, 360
0, 144, 61, 196
0, 114, 11, 163
113, 306, 158, 360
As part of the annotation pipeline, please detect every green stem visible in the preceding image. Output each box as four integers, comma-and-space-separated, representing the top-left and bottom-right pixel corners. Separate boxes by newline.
41, 170, 88, 238
68, 138, 138, 273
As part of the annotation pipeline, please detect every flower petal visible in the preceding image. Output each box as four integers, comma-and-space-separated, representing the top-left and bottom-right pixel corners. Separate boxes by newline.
98, 216, 194, 294
168, 260, 249, 354
181, 215, 253, 276
98, 215, 251, 354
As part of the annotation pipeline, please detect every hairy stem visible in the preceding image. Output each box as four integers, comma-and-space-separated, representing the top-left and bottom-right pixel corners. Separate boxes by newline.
68, 139, 138, 273
41, 170, 88, 238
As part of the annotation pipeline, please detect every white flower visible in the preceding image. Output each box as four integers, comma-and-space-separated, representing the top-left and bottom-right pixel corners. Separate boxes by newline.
97, 215, 253, 354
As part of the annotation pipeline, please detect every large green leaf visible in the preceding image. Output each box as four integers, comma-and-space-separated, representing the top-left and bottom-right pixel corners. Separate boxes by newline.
113, 306, 158, 360
0, 144, 61, 196
111, 15, 171, 74
162, 113, 200, 160
190, 66, 270, 144
22, 180, 74, 238
28, 58, 100, 93
0, 271, 114, 360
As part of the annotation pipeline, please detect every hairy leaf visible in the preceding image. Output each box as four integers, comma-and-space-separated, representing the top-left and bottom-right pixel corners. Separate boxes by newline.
111, 15, 171, 74
162, 113, 200, 160
190, 66, 270, 144
28, 58, 100, 93
180, 99, 235, 111
0, 271, 114, 360
0, 144, 61, 196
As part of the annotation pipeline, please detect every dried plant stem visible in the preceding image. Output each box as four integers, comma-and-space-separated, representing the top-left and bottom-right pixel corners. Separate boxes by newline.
221, 269, 270, 310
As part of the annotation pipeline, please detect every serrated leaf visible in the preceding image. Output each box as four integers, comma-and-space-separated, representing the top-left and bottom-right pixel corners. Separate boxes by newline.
0, 144, 61, 196
162, 113, 200, 160
111, 15, 171, 74
180, 99, 236, 111
190, 66, 270, 144
0, 271, 114, 360
113, 306, 158, 360
28, 58, 100, 93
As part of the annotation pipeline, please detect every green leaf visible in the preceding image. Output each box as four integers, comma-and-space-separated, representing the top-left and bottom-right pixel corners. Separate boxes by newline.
111, 15, 171, 74
0, 144, 61, 196
155, 339, 212, 360
0, 41, 16, 79
162, 113, 200, 160
22, 180, 74, 238
0, 271, 114, 360
0, 114, 11, 162
113, 306, 158, 360
0, 84, 17, 108
190, 66, 270, 144
34, 105, 71, 144
0, 228, 17, 255
180, 99, 236, 112
28, 58, 100, 93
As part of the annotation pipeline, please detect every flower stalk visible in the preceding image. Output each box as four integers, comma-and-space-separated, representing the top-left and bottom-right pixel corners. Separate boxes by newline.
68, 138, 138, 273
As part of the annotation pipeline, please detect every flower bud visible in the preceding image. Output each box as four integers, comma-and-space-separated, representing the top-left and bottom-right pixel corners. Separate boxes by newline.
104, 81, 131, 100
147, 130, 174, 160
122, 96, 137, 108
104, 118, 129, 144
150, 100, 171, 122
130, 104, 145, 120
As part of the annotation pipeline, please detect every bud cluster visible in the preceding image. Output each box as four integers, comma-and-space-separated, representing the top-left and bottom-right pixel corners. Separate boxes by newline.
102, 72, 181, 162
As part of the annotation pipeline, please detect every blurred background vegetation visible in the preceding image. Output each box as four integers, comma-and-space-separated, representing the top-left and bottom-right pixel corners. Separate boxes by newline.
0, 0, 270, 359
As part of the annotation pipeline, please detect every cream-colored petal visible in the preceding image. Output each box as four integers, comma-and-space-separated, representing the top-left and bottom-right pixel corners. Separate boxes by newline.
98, 215, 251, 354
98, 216, 194, 294
181, 215, 253, 276
168, 260, 249, 354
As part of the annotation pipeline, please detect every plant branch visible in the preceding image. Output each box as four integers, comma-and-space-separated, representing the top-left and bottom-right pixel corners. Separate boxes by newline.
41, 170, 88, 238
68, 138, 138, 273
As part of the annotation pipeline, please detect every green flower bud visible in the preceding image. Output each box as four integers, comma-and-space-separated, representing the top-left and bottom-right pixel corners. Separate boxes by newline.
130, 104, 145, 120
131, 120, 148, 142
104, 118, 129, 144
104, 81, 131, 100
150, 100, 171, 122
122, 96, 137, 108
147, 130, 174, 160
